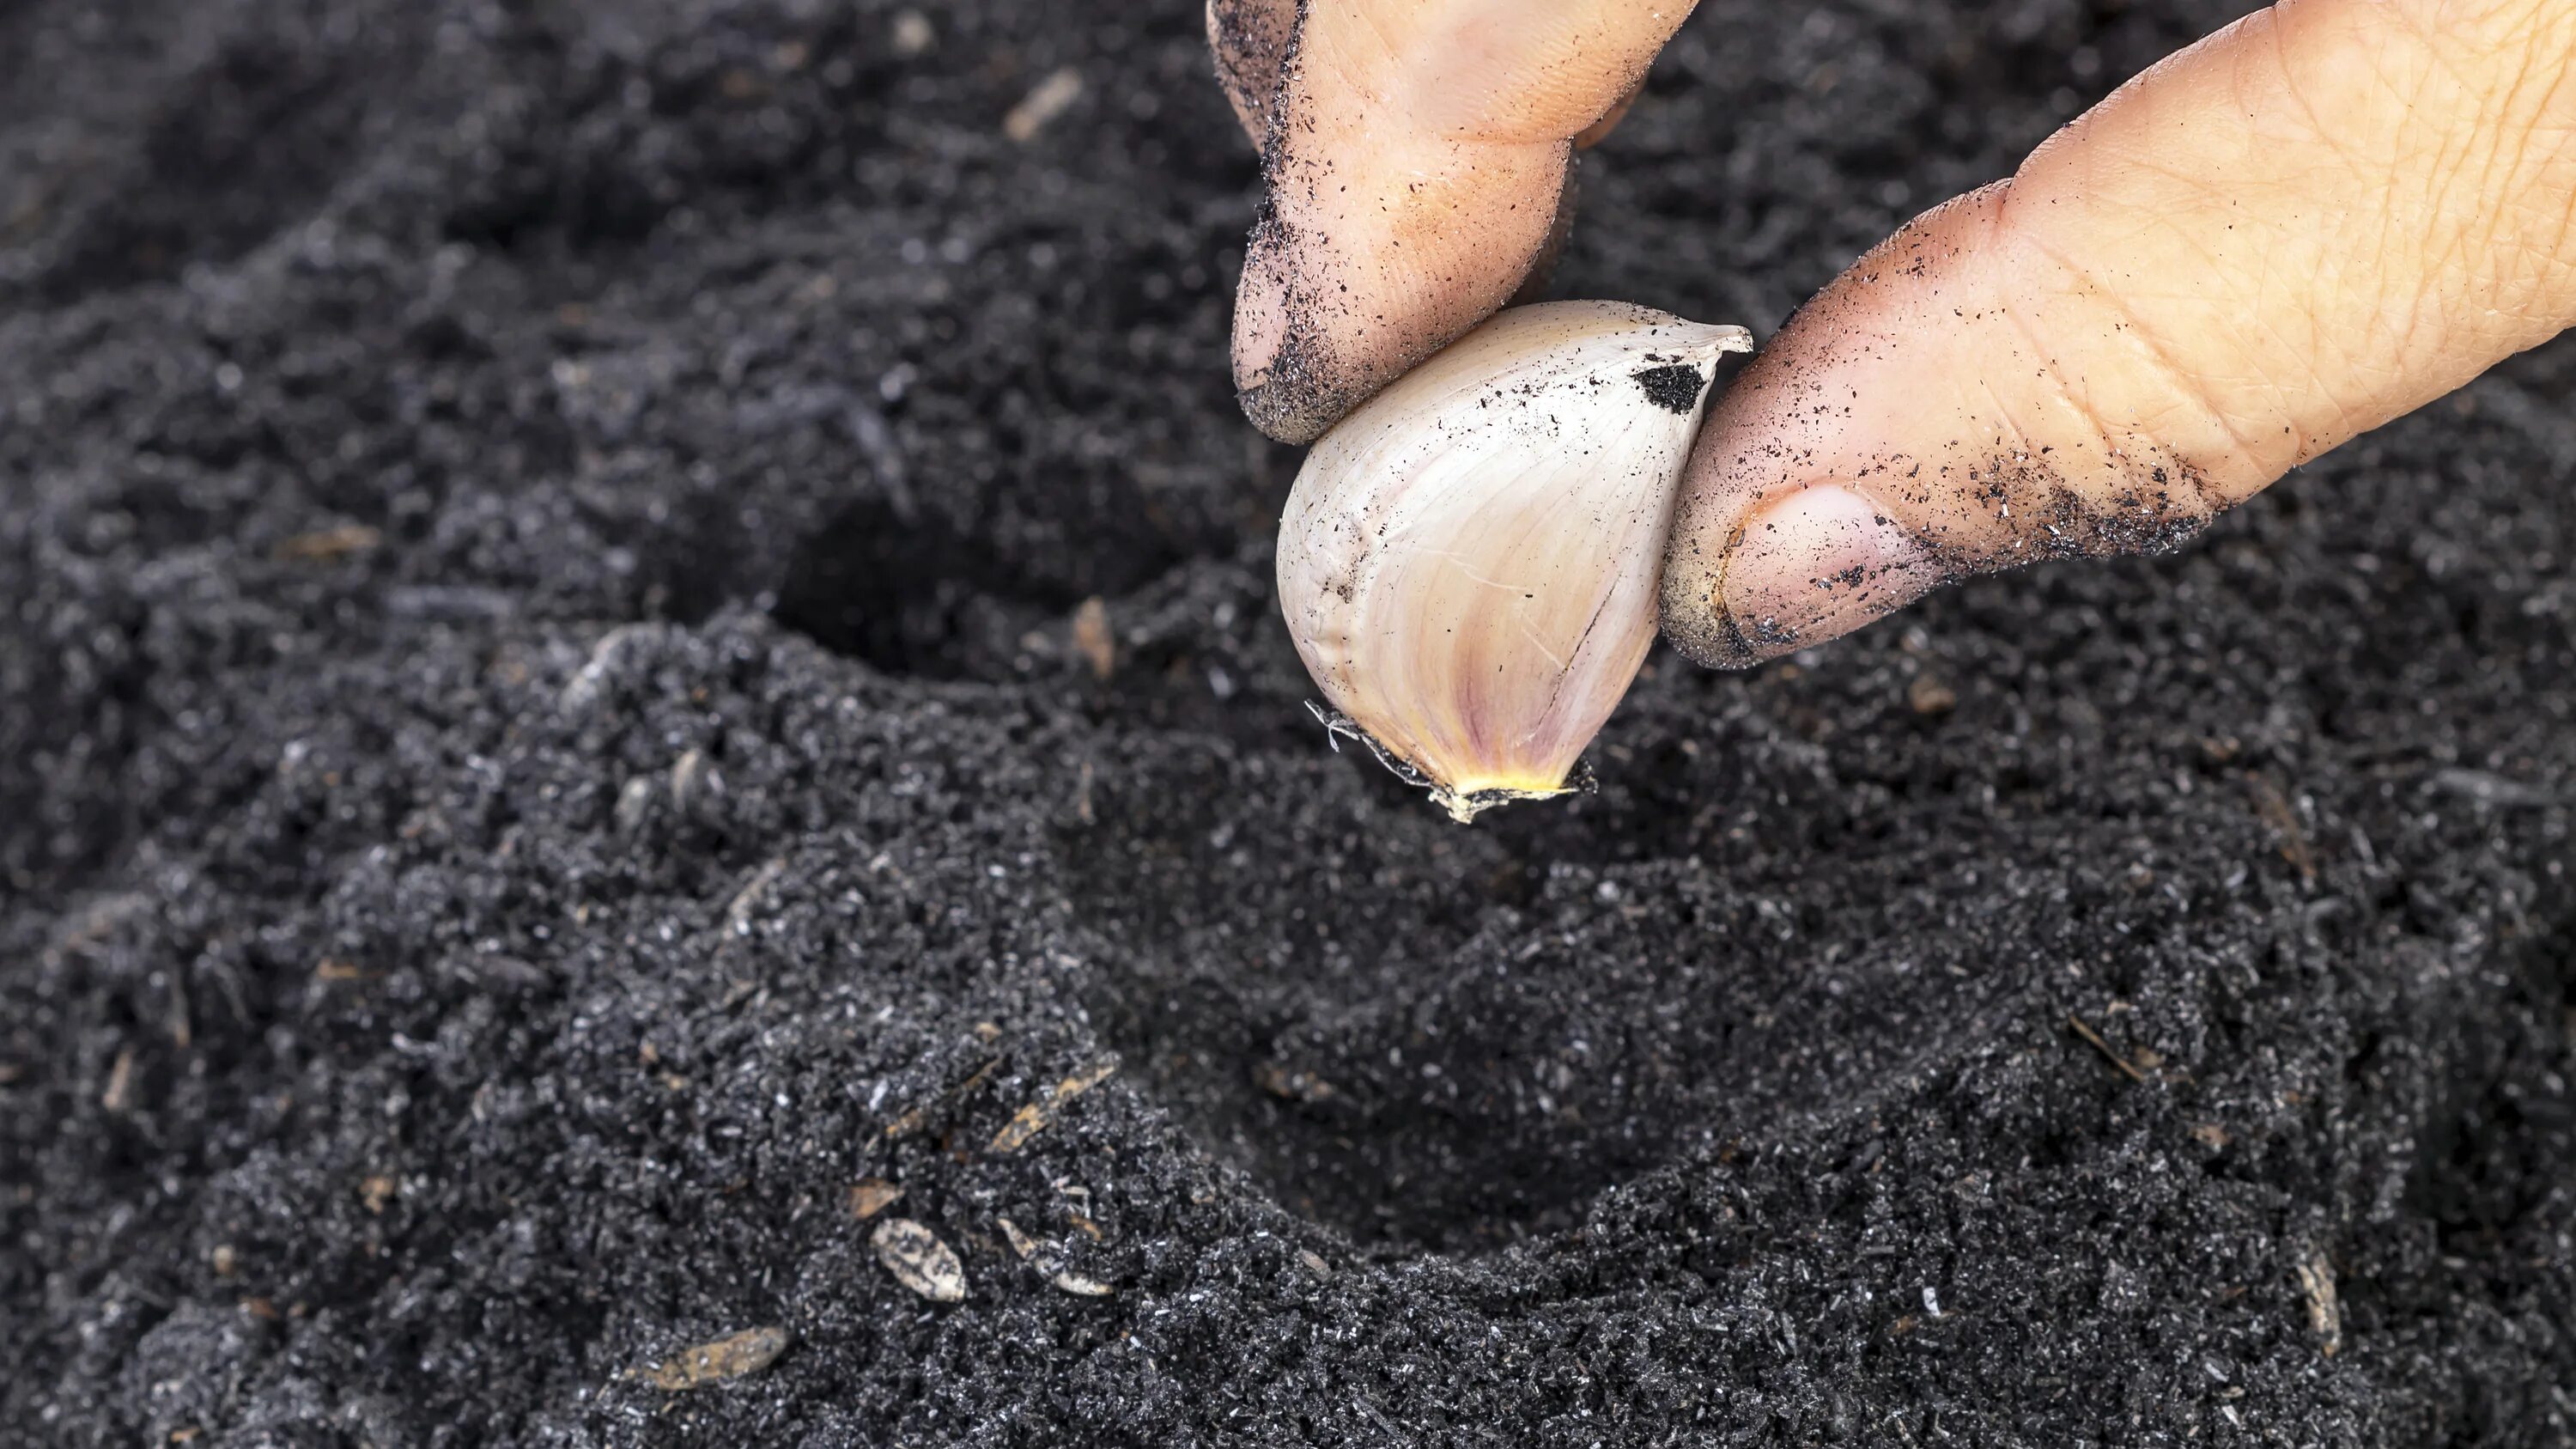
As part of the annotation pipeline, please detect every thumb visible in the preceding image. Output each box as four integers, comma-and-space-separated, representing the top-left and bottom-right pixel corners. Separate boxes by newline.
1661, 0, 2576, 667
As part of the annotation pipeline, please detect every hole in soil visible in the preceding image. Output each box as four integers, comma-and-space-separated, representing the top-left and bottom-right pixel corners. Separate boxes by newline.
2402, 882, 2576, 1247
1061, 744, 1711, 1254
770, 497, 1083, 680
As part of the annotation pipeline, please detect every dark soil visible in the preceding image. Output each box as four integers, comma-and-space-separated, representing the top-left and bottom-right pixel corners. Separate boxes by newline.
5, 0, 2573, 1444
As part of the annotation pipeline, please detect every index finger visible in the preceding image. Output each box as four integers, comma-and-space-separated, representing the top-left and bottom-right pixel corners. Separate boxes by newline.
1224, 0, 1704, 444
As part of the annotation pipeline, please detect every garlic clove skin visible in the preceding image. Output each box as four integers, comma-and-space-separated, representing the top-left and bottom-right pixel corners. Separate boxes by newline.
1278, 301, 1752, 822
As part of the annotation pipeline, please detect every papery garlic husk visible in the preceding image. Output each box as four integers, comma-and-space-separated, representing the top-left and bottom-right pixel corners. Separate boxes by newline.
1278, 301, 1753, 822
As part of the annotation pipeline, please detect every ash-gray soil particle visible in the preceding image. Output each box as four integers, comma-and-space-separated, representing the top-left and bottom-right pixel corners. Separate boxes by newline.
4, 1, 2572, 1446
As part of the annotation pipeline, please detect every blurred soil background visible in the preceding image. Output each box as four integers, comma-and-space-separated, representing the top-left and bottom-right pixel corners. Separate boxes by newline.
3, 0, 2572, 1442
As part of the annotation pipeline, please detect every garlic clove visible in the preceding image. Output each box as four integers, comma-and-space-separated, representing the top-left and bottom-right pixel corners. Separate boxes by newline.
1277, 300, 1752, 822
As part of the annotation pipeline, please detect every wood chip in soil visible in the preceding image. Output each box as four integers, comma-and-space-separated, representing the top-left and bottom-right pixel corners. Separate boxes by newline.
848, 1178, 904, 1220
990, 1057, 1118, 1154
628, 1326, 791, 1391
2297, 1251, 2342, 1356
1072, 596, 1115, 679
997, 1217, 1111, 1297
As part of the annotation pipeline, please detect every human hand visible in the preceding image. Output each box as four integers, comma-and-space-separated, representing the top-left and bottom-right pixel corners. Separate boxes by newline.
1214, 0, 2576, 667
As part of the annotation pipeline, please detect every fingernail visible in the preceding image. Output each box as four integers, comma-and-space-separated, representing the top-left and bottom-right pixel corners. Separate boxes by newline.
1720, 484, 1938, 661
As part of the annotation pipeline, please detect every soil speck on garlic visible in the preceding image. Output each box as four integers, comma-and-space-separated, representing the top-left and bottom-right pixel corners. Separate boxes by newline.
1277, 301, 1750, 821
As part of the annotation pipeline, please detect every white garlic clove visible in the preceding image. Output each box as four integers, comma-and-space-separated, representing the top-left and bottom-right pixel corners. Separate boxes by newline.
1277, 301, 1752, 822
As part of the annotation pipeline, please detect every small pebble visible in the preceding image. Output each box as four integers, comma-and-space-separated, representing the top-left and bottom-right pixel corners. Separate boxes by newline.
890, 10, 933, 57
1072, 597, 1115, 679
1908, 673, 1958, 715
614, 776, 658, 834
873, 1219, 967, 1303
670, 749, 721, 817
2297, 1251, 2342, 1356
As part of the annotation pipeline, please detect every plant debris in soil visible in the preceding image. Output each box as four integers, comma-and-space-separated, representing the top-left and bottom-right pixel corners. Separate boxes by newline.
3, 0, 2573, 1444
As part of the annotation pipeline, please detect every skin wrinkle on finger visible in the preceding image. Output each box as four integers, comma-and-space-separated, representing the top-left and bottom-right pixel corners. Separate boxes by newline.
1988, 213, 2263, 495
2520, 174, 2576, 322
2337, 0, 2576, 356
2374, 34, 2488, 372
1404, 2, 1693, 144
2026, 23, 2367, 478
2184, 50, 2378, 426
2210, 228, 2333, 462
2366, 0, 2505, 101
2470, 41, 2576, 315
2042, 209, 2339, 472
1990, 198, 2257, 515
1974, 210, 2191, 492
2260, 7, 2364, 178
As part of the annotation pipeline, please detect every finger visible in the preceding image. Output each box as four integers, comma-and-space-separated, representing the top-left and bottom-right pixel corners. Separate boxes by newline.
1574, 71, 1649, 149
1661, 0, 2576, 667
1509, 155, 1583, 306
1234, 0, 1702, 444
1208, 0, 1299, 145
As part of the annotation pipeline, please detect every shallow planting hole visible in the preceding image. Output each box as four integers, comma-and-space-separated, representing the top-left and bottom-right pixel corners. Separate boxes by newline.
770, 496, 1084, 680
1059, 746, 1723, 1253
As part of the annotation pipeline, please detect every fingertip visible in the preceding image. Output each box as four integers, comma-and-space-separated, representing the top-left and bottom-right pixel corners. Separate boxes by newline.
1207, 0, 1298, 146
1229, 214, 1341, 442
1656, 502, 1750, 667
1225, 0, 1654, 448
1230, 247, 1291, 393
1229, 163, 1570, 444
1236, 368, 1342, 447
1656, 577, 1759, 669
1507, 154, 1581, 307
